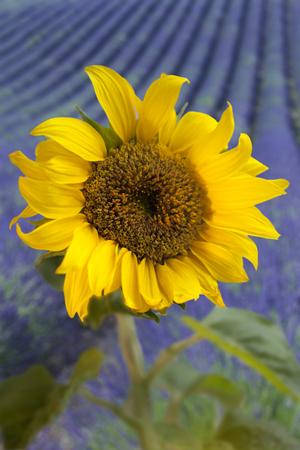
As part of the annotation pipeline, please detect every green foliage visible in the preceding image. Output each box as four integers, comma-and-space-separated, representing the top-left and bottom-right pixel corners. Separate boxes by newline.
154, 360, 244, 410
35, 254, 65, 291
75, 105, 122, 151
154, 422, 201, 450
216, 409, 300, 450
70, 348, 104, 387
203, 442, 235, 450
183, 308, 300, 402
0, 349, 103, 449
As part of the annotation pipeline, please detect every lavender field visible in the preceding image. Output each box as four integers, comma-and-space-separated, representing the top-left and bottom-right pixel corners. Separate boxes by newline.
1, 0, 300, 448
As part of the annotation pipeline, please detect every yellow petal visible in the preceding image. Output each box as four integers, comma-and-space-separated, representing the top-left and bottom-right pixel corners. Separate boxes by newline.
10, 204, 37, 230
9, 151, 48, 180
155, 263, 174, 304
243, 156, 268, 176
138, 258, 163, 305
35, 139, 76, 162
136, 74, 189, 142
19, 177, 85, 219
130, 297, 151, 313
121, 251, 143, 310
56, 222, 98, 273
165, 258, 200, 301
159, 109, 177, 145
188, 103, 234, 165
205, 206, 280, 240
206, 291, 225, 307
85, 65, 137, 143
191, 241, 248, 283
104, 247, 127, 295
199, 224, 258, 269
42, 155, 92, 184
179, 255, 225, 307
16, 214, 87, 251
128, 86, 142, 116
169, 111, 217, 155
64, 264, 92, 319
67, 182, 85, 189
88, 239, 118, 296
197, 133, 252, 183
31, 117, 106, 161
205, 175, 286, 210
270, 179, 289, 190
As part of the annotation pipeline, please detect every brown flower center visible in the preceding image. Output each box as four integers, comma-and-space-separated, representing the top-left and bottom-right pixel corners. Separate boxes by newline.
83, 141, 203, 262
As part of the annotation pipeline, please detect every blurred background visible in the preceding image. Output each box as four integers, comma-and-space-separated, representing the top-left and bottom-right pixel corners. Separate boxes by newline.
1, 0, 300, 448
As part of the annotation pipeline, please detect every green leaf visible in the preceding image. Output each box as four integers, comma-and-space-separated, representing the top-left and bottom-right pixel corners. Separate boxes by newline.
70, 348, 104, 387
75, 105, 122, 151
0, 365, 55, 449
183, 308, 300, 402
154, 422, 202, 450
216, 409, 300, 450
0, 349, 103, 449
35, 254, 65, 291
154, 361, 244, 409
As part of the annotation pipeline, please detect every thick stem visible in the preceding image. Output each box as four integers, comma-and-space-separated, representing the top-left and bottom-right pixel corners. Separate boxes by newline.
117, 313, 162, 450
117, 313, 145, 381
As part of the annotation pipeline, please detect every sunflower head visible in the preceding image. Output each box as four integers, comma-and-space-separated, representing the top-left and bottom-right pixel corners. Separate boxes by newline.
9, 65, 289, 320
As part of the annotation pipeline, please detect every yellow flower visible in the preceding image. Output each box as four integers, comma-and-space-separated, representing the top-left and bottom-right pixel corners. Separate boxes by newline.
9, 66, 289, 320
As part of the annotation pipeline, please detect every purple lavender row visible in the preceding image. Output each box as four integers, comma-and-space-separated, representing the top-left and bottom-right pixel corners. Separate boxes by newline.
0, 2, 47, 41
218, 0, 265, 146
0, 0, 128, 113
0, 3, 69, 62
186, 0, 247, 116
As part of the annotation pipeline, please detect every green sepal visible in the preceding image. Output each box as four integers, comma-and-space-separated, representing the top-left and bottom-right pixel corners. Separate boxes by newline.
175, 302, 186, 312
0, 349, 103, 450
154, 361, 244, 410
75, 105, 122, 151
35, 254, 65, 291
34, 250, 66, 267
140, 309, 161, 324
85, 292, 164, 328
183, 308, 300, 402
176, 102, 189, 124
26, 217, 52, 227
216, 409, 300, 450
85, 291, 137, 329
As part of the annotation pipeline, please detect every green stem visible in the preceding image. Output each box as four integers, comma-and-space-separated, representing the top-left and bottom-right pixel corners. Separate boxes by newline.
117, 314, 145, 381
117, 312, 162, 450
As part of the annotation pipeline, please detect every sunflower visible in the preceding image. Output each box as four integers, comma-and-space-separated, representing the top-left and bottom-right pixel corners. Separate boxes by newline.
9, 66, 289, 320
